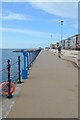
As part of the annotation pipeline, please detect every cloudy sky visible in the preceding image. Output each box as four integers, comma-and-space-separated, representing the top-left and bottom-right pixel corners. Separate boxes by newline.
0, 1, 79, 48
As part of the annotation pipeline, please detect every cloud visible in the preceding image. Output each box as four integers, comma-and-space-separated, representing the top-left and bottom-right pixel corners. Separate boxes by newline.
29, 2, 78, 19
2, 11, 32, 21
0, 27, 58, 38
1, 1, 78, 20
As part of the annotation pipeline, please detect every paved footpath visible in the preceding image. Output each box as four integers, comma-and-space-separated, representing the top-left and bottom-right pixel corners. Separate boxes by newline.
7, 50, 78, 118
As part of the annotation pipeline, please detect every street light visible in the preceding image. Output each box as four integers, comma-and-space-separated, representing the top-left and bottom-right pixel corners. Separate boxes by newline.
61, 20, 64, 41
51, 34, 52, 44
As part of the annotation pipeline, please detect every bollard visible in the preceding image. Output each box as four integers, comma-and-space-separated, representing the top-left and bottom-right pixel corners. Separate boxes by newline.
7, 59, 12, 98
17, 56, 22, 84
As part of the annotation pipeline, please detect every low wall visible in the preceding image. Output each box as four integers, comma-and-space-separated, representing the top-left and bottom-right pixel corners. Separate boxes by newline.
48, 49, 80, 68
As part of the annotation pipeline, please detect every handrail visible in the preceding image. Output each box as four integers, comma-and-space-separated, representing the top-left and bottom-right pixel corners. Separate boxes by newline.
11, 72, 19, 81
0, 49, 42, 98
0, 67, 7, 72
0, 57, 24, 72
0, 57, 24, 93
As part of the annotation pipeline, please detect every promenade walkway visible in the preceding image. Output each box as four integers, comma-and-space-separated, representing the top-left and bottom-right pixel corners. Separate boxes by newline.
7, 50, 78, 118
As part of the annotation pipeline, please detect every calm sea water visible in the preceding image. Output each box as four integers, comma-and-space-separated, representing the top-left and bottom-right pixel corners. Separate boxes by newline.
0, 49, 32, 84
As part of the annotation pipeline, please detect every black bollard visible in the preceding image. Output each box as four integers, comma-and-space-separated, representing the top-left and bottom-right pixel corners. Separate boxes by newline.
7, 59, 12, 98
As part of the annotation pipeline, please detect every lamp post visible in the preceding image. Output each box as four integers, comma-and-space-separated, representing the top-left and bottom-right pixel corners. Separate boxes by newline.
51, 34, 52, 44
61, 20, 64, 41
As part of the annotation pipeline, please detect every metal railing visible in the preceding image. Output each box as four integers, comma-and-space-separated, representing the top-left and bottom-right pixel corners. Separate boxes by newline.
0, 48, 41, 99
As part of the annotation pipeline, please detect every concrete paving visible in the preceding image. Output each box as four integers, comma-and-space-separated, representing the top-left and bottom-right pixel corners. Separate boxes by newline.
7, 50, 78, 118
2, 83, 23, 118
48, 49, 80, 67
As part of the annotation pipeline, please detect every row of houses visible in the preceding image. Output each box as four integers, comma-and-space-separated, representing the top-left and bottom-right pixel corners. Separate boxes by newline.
50, 34, 80, 50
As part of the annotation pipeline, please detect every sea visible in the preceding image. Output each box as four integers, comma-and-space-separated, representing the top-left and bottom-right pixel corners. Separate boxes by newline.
0, 49, 32, 84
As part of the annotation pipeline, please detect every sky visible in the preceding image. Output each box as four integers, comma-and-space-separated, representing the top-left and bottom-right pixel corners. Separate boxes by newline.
0, 1, 79, 48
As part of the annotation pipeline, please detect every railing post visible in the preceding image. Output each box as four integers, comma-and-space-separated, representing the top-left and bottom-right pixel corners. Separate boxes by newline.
27, 53, 29, 70
24, 54, 26, 70
29, 52, 31, 67
17, 56, 22, 84
7, 59, 12, 98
